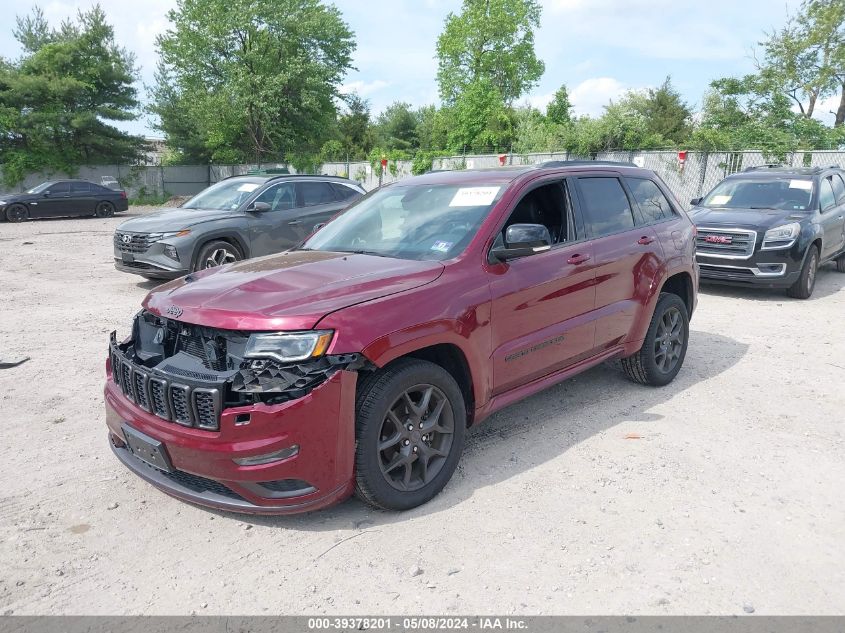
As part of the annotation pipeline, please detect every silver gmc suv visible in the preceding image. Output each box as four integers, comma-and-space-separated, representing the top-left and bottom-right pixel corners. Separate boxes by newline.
114, 174, 365, 280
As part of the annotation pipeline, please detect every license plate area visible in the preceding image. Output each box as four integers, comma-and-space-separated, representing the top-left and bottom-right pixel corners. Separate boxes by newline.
122, 425, 173, 473
121, 252, 135, 263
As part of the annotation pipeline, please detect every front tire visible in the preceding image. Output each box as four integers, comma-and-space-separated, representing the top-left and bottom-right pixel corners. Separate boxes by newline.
787, 245, 818, 299
354, 359, 466, 511
835, 252, 845, 273
5, 204, 28, 222
193, 240, 242, 271
621, 292, 689, 387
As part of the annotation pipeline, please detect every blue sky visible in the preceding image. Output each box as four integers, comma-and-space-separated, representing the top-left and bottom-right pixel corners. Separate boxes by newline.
0, 0, 817, 136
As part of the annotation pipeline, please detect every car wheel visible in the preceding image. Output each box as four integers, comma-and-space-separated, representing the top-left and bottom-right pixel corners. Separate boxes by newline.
354, 358, 466, 511
5, 204, 28, 223
95, 201, 115, 218
787, 245, 819, 299
835, 253, 845, 273
193, 240, 242, 271
621, 292, 689, 387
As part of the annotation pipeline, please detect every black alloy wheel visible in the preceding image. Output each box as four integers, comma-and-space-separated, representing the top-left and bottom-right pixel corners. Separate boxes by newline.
5, 204, 28, 222
95, 201, 115, 218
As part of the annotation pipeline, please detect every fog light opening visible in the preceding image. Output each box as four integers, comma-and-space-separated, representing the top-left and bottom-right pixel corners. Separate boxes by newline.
233, 444, 299, 466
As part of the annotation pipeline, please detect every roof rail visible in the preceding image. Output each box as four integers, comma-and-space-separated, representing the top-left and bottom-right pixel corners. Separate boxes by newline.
743, 164, 782, 172
537, 160, 638, 169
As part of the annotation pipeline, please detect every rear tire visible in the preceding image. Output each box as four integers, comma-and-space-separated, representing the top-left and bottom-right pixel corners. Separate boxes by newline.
354, 358, 466, 511
787, 245, 818, 299
5, 204, 28, 223
193, 240, 242, 271
94, 201, 115, 218
621, 292, 689, 387
835, 253, 845, 273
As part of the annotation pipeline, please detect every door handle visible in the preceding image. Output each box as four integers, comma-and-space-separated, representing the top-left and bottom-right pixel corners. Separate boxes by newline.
288, 220, 302, 226
637, 236, 655, 245
567, 254, 591, 265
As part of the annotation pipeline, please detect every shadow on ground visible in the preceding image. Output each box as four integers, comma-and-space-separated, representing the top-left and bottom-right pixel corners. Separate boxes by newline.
213, 328, 748, 532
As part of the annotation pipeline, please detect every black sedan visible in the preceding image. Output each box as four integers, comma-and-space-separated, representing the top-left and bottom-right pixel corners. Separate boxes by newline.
0, 180, 129, 222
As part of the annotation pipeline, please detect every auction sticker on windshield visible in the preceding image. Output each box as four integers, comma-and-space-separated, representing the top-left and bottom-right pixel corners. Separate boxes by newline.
789, 180, 813, 190
450, 187, 500, 207
430, 240, 454, 253
710, 195, 732, 205
237, 183, 260, 192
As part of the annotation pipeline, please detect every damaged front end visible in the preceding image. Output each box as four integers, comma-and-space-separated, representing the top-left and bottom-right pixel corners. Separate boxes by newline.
109, 310, 367, 431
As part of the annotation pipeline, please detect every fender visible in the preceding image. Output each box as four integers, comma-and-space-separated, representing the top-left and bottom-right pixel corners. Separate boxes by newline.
191, 231, 251, 267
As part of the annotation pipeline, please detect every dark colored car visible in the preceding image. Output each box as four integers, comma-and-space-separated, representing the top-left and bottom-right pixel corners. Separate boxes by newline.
0, 179, 128, 222
104, 161, 698, 514
113, 175, 365, 280
690, 166, 845, 298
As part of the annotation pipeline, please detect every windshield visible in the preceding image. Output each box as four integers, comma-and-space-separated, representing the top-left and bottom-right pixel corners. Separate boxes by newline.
302, 182, 504, 261
181, 177, 268, 210
26, 182, 54, 194
701, 177, 814, 211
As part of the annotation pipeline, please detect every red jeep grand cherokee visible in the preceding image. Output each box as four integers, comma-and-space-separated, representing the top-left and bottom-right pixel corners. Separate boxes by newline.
105, 161, 698, 514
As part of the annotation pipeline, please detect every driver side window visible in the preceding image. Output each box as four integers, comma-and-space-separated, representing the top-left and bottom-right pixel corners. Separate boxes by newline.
502, 181, 573, 245
253, 183, 296, 212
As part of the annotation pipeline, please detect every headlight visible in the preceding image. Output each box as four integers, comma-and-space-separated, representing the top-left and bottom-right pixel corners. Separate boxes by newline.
762, 222, 800, 249
244, 330, 333, 363
159, 230, 191, 239
0, 200, 6, 205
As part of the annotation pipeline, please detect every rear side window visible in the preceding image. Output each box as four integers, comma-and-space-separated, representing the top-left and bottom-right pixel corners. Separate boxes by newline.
831, 174, 845, 204
820, 178, 836, 210
298, 181, 337, 206
576, 177, 635, 237
331, 183, 360, 201
72, 182, 92, 194
625, 178, 675, 223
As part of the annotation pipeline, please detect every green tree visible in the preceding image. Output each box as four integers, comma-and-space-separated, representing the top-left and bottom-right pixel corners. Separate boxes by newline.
375, 101, 418, 150
151, 0, 355, 164
628, 77, 692, 145
337, 93, 375, 159
546, 85, 573, 125
436, 0, 545, 105
448, 78, 515, 152
0, 5, 143, 184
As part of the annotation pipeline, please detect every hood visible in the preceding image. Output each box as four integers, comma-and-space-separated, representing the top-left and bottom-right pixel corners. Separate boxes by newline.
0, 192, 39, 204
689, 206, 808, 231
117, 207, 237, 232
143, 250, 445, 331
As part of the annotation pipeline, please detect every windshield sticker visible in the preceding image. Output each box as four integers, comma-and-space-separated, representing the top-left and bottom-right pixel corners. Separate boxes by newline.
710, 195, 732, 205
237, 183, 260, 192
430, 240, 454, 253
449, 187, 500, 207
789, 180, 813, 190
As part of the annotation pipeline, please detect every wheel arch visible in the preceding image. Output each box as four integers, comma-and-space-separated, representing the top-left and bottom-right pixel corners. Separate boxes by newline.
659, 271, 695, 315
190, 233, 250, 270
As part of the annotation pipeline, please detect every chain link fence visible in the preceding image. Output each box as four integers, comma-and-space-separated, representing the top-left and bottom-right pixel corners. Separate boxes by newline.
6, 150, 845, 203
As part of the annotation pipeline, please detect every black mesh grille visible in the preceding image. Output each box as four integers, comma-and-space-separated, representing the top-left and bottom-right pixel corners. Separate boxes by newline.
193, 391, 217, 428
120, 362, 133, 400
170, 386, 192, 425
133, 372, 150, 411
114, 232, 157, 253
150, 380, 169, 418
259, 479, 312, 493
159, 469, 243, 500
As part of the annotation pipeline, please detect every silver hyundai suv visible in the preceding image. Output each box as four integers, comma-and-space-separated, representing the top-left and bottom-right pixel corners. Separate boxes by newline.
113, 175, 365, 280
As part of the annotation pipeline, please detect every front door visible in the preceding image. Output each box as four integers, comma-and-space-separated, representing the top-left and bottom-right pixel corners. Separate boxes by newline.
38, 181, 73, 218
488, 179, 596, 394
820, 175, 845, 258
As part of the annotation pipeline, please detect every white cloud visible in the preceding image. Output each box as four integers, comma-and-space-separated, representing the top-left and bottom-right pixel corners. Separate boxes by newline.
569, 77, 627, 117
339, 79, 389, 97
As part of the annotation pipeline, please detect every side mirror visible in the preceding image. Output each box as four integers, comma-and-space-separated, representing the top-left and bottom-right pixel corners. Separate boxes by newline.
690, 197, 702, 206
248, 201, 271, 213
42, 191, 51, 198
312, 222, 326, 232
490, 223, 552, 262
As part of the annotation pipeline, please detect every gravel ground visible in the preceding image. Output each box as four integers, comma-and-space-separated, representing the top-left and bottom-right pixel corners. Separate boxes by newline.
0, 207, 843, 616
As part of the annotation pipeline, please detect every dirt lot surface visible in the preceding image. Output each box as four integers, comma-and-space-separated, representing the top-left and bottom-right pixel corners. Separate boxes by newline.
1, 207, 843, 616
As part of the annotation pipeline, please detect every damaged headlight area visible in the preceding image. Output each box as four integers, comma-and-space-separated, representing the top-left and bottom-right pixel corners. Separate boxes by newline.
110, 310, 368, 430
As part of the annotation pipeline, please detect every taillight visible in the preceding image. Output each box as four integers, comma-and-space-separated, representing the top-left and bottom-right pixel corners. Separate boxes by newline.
120, 190, 127, 199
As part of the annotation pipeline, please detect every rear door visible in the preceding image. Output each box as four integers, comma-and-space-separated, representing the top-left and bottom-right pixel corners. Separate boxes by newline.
294, 181, 348, 234
574, 175, 664, 352
70, 181, 96, 216
822, 174, 845, 258
245, 181, 301, 255
488, 177, 596, 394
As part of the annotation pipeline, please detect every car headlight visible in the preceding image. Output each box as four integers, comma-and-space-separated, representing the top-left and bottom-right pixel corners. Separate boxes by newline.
0, 200, 6, 205
159, 230, 191, 239
762, 222, 800, 248
244, 331, 333, 363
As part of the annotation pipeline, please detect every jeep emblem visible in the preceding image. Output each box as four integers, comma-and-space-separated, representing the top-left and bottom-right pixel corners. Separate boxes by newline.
166, 305, 183, 317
